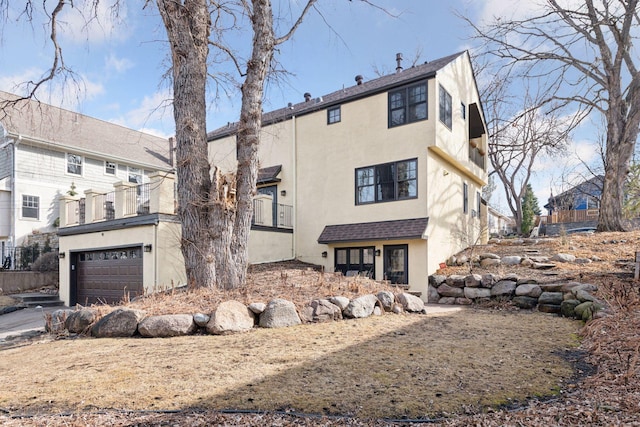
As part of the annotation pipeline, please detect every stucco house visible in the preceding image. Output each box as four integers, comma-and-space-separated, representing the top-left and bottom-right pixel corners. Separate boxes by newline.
208, 51, 488, 298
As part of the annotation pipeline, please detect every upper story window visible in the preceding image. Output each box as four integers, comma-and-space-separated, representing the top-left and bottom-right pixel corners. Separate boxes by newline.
356, 159, 417, 205
105, 161, 116, 175
388, 82, 427, 128
439, 85, 452, 129
128, 167, 143, 184
67, 154, 83, 175
22, 195, 39, 219
328, 106, 341, 124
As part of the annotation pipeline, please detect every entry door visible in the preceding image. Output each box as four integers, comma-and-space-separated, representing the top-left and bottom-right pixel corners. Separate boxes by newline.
384, 244, 408, 285
258, 185, 278, 226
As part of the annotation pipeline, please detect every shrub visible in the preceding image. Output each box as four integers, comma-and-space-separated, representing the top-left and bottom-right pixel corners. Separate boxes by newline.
31, 251, 59, 272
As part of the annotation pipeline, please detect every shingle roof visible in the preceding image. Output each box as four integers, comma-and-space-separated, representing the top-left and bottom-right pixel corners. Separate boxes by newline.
208, 52, 466, 141
317, 217, 429, 244
257, 165, 282, 184
0, 91, 172, 170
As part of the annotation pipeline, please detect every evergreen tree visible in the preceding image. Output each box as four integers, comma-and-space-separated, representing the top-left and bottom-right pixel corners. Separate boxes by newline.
521, 184, 541, 234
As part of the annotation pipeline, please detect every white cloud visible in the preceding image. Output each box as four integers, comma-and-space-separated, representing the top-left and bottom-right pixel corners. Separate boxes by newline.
105, 53, 134, 74
58, 0, 131, 45
476, 0, 543, 24
109, 89, 174, 135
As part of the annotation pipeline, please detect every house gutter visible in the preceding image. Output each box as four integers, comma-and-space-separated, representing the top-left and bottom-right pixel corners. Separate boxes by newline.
292, 114, 297, 260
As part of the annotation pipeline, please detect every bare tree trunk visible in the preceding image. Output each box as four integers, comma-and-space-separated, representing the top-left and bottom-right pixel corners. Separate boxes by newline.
157, 0, 217, 288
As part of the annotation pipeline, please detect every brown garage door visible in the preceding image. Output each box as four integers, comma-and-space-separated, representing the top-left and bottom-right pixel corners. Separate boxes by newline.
76, 247, 143, 305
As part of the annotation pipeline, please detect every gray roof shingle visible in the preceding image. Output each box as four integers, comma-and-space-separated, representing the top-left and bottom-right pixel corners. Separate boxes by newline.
317, 217, 429, 244
0, 91, 172, 170
208, 52, 465, 141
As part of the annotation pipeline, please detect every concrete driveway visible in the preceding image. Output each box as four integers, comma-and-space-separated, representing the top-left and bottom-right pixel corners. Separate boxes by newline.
0, 305, 65, 342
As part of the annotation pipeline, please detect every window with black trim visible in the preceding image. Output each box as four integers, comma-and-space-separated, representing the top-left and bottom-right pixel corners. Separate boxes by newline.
388, 82, 427, 127
356, 159, 417, 205
105, 161, 116, 175
439, 85, 452, 129
67, 153, 83, 175
327, 106, 341, 124
461, 102, 466, 120
463, 183, 469, 214
22, 195, 39, 219
476, 191, 481, 219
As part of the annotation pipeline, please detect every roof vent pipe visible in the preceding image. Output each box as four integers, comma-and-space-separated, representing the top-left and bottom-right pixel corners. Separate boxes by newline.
304, 92, 311, 102
355, 75, 363, 85
396, 52, 403, 73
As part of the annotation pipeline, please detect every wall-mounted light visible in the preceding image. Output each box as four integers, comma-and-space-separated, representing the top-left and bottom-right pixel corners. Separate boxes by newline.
375, 249, 381, 257
144, 244, 153, 253
321, 251, 328, 258
280, 190, 287, 197
443, 170, 450, 176
58, 252, 66, 259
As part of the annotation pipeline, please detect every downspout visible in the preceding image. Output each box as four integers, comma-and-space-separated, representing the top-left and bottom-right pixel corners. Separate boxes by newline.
10, 135, 21, 251
292, 115, 297, 260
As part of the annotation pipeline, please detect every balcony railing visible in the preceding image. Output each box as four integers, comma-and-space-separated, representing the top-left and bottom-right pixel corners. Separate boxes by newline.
252, 198, 293, 229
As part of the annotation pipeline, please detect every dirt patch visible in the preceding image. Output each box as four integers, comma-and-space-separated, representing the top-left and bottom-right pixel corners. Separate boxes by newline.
0, 295, 17, 309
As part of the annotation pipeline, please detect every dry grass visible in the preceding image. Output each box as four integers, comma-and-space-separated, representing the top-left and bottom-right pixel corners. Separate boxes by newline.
2, 232, 640, 425
0, 295, 17, 307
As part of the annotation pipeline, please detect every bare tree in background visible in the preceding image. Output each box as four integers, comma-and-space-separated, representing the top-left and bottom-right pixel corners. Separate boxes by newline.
1, 0, 318, 289
461, 0, 640, 232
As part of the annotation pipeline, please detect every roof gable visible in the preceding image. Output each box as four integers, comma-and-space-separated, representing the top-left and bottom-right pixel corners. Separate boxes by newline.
0, 92, 172, 170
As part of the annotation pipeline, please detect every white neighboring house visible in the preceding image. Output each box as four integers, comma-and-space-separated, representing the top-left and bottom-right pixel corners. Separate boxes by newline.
0, 91, 174, 263
487, 206, 516, 236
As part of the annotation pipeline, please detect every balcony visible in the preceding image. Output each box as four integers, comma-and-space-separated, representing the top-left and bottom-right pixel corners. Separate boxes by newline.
60, 172, 293, 231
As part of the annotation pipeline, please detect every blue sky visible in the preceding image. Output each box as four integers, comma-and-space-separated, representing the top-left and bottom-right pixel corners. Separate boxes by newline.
0, 0, 602, 214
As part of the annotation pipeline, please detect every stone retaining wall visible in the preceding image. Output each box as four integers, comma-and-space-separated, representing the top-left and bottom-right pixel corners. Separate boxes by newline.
428, 273, 603, 321
0, 271, 58, 294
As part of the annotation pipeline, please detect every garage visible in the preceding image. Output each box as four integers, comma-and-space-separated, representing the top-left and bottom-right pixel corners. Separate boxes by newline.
71, 246, 143, 306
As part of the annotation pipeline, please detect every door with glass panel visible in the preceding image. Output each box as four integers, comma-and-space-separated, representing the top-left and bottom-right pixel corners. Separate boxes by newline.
335, 247, 375, 278
384, 244, 408, 285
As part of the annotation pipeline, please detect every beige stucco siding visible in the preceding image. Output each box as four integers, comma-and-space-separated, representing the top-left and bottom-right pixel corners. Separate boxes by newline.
248, 229, 294, 264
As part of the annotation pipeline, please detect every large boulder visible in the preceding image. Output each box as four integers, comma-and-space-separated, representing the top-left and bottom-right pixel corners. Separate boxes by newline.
376, 291, 395, 311
329, 296, 350, 311
446, 275, 466, 288
259, 299, 301, 328
560, 300, 581, 318
206, 300, 255, 334
464, 287, 491, 300
538, 292, 564, 306
427, 284, 440, 303
515, 284, 542, 298
343, 294, 380, 319
437, 283, 464, 298
513, 296, 538, 309
464, 274, 482, 288
481, 273, 497, 288
91, 308, 146, 338
66, 308, 99, 334
429, 275, 447, 286
139, 314, 197, 338
491, 280, 517, 297
480, 258, 501, 268
396, 293, 425, 313
501, 255, 522, 266
300, 299, 343, 323
551, 253, 576, 263
47, 309, 74, 333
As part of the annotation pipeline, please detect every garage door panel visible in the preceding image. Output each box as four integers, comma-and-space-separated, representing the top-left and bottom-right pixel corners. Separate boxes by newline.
76, 248, 143, 305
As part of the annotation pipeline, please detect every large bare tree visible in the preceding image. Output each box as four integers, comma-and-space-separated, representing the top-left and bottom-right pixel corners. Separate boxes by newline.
1, 0, 317, 289
462, 0, 640, 232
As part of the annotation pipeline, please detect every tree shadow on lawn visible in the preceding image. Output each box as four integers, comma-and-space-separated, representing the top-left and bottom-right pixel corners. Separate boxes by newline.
190, 310, 580, 420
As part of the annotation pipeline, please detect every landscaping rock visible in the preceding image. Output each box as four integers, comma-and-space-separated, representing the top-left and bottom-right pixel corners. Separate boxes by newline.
575, 301, 595, 321
455, 255, 469, 266
329, 296, 350, 311
427, 284, 440, 303
455, 297, 473, 305
532, 262, 556, 270
47, 309, 74, 333
391, 303, 403, 314
437, 283, 464, 298
139, 314, 196, 338
575, 258, 592, 264
207, 300, 255, 334
373, 306, 383, 316
438, 297, 457, 305
561, 282, 598, 293
429, 274, 447, 286
301, 299, 343, 323
464, 274, 482, 288
91, 308, 146, 338
501, 255, 522, 266
343, 294, 380, 319
574, 289, 598, 303
538, 304, 561, 314
248, 302, 266, 314
464, 287, 491, 299
538, 292, 564, 306
446, 275, 466, 288
479, 253, 500, 260
259, 299, 301, 328
480, 258, 501, 268
520, 258, 534, 267
560, 300, 581, 318
397, 293, 425, 313
551, 253, 576, 263
513, 296, 538, 309
515, 284, 542, 298
491, 280, 517, 297
481, 273, 497, 288
376, 291, 395, 311
529, 256, 550, 263
193, 313, 210, 327
65, 308, 98, 334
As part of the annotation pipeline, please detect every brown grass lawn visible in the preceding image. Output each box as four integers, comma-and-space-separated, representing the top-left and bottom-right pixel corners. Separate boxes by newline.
0, 309, 578, 421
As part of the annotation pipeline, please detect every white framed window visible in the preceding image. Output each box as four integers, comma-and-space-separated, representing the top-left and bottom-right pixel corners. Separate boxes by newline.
22, 195, 39, 219
66, 153, 83, 175
105, 161, 117, 175
128, 166, 143, 184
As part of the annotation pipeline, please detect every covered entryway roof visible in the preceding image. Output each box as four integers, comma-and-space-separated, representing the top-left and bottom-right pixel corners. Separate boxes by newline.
318, 217, 429, 244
